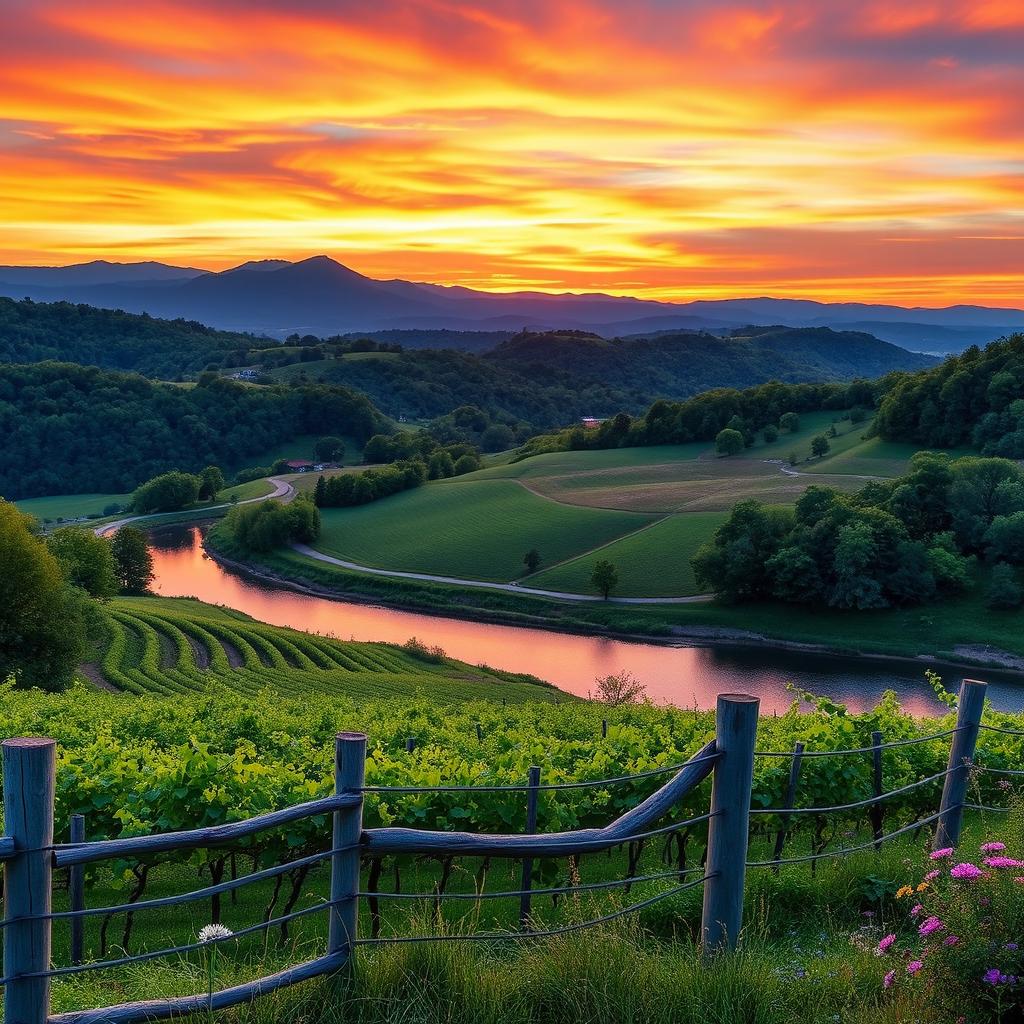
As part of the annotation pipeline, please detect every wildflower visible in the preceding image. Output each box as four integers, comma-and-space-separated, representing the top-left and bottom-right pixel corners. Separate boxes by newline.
896, 885, 914, 899
1014, 877, 1024, 884
1006, 943, 1019, 952
981, 842, 1006, 853
931, 847, 955, 860
198, 924, 234, 943
907, 960, 923, 975
883, 969, 896, 989
998, 779, 1012, 791
950, 862, 983, 880
944, 935, 959, 946
876, 934, 896, 954
915, 881, 929, 892
918, 916, 944, 937
983, 856, 1024, 869
910, 903, 924, 918
924, 869, 940, 881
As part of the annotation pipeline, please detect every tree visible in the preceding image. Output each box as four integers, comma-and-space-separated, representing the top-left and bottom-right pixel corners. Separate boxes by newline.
313, 475, 328, 507
987, 563, 1023, 610
779, 412, 800, 433
314, 436, 346, 463
811, 435, 831, 458
110, 526, 154, 593
132, 471, 201, 513
715, 428, 744, 457
590, 670, 646, 705
453, 453, 482, 475
985, 511, 1024, 565
762, 424, 779, 443
428, 450, 455, 479
523, 549, 541, 574
591, 559, 619, 599
0, 501, 86, 689
198, 465, 225, 502
46, 527, 119, 599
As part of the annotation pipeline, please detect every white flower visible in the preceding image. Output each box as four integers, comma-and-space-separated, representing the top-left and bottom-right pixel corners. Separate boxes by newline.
198, 924, 234, 943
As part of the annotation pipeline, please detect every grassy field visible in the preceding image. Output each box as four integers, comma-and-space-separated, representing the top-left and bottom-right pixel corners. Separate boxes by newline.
89, 595, 563, 703
14, 491, 134, 521
526, 511, 728, 597
313, 480, 654, 582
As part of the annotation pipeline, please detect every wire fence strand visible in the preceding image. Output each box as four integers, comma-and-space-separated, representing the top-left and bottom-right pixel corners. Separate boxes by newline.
362, 752, 721, 794
754, 727, 963, 759
355, 874, 714, 946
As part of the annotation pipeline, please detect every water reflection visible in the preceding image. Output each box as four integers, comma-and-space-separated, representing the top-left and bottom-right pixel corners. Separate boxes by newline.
147, 525, 1024, 715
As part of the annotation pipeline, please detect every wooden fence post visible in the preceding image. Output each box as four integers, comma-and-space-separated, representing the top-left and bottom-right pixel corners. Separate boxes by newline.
702, 694, 759, 953
70, 813, 86, 966
934, 679, 987, 852
329, 732, 366, 965
3, 737, 56, 1024
518, 766, 542, 930
601, 719, 608, 739
869, 732, 884, 851
771, 741, 804, 871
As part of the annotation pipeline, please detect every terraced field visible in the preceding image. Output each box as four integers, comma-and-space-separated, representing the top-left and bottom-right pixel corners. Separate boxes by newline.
89, 597, 564, 703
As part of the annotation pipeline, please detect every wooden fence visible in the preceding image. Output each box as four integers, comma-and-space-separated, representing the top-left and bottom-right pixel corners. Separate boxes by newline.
0, 678, 1012, 1024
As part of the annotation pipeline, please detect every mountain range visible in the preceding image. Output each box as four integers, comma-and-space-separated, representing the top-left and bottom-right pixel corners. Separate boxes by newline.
2, 255, 1022, 352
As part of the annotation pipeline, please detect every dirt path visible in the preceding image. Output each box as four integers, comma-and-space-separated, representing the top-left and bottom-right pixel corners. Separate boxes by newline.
290, 543, 712, 604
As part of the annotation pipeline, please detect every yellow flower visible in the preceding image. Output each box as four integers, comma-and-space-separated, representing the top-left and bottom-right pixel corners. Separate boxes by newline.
896, 885, 914, 899
916, 881, 929, 893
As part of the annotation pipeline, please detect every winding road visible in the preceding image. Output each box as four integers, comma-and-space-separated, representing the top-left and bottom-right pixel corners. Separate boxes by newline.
289, 543, 711, 604
94, 476, 294, 537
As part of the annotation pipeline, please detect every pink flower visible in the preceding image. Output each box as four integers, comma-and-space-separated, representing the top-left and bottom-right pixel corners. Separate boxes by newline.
1014, 877, 1024, 884
910, 903, 924, 918
983, 856, 1024, 869
883, 969, 896, 989
931, 847, 955, 860
980, 842, 1006, 853
950, 862, 983, 880
919, 916, 944, 937
924, 869, 940, 881
907, 960, 923, 975
876, 934, 896, 954
944, 935, 960, 946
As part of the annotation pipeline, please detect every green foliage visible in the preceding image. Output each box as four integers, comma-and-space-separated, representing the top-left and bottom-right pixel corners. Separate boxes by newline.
691, 453, 1015, 609
811, 434, 831, 458
0, 362, 386, 499
132, 470, 201, 513
779, 411, 801, 433
875, 333, 1024, 456
315, 461, 427, 509
762, 424, 779, 443
223, 497, 320, 552
314, 436, 345, 462
715, 428, 744, 456
591, 559, 619, 599
45, 527, 119, 599
198, 465, 225, 501
986, 563, 1023, 611
0, 500, 86, 688
110, 526, 154, 594
523, 548, 541, 574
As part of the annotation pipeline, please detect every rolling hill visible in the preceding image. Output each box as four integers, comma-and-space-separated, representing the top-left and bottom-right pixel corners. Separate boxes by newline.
1, 255, 1021, 350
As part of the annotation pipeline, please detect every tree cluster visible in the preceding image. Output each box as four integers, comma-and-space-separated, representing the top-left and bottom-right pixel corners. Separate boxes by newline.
222, 497, 320, 553
693, 453, 1024, 610
874, 333, 1024, 456
0, 362, 386, 499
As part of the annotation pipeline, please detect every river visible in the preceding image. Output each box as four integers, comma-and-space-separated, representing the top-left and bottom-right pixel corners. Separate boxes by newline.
147, 525, 1024, 715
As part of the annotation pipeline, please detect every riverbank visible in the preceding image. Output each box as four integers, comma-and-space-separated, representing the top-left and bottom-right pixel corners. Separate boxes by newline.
202, 524, 1024, 682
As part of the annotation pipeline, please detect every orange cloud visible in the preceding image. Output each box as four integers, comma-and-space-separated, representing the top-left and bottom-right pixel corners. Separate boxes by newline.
0, 0, 1021, 305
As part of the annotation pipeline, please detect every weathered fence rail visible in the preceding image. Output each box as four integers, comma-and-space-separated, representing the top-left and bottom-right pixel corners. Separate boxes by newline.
0, 679, 1011, 1024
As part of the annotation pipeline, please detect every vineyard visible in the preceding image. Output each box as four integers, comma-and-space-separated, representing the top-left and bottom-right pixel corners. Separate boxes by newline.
88, 597, 563, 703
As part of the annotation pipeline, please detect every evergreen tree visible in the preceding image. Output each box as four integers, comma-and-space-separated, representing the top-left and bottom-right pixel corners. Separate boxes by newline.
110, 527, 154, 594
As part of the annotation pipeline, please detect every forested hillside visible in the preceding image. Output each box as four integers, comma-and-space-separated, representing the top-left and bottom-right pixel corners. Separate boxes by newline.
874, 333, 1024, 456
0, 363, 386, 498
0, 297, 262, 378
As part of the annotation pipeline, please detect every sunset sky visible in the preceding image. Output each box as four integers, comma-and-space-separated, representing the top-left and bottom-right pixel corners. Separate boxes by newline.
2, 0, 1022, 305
